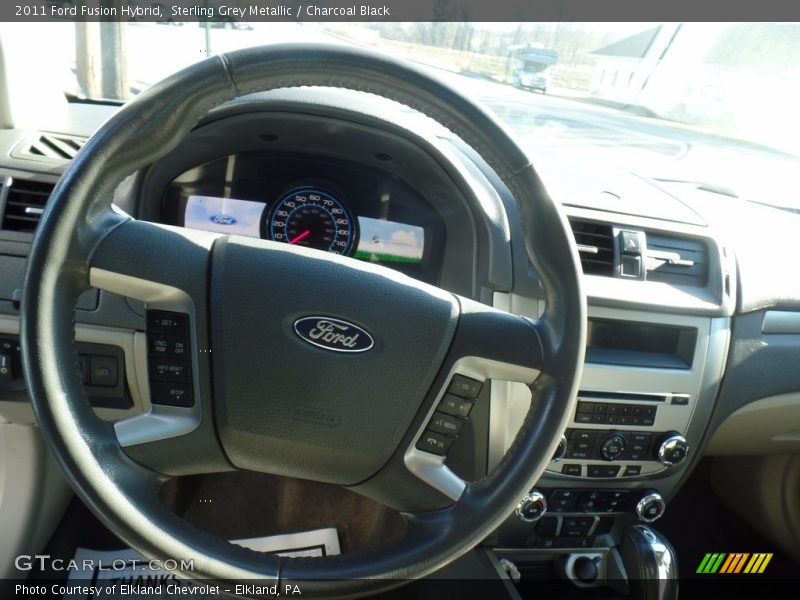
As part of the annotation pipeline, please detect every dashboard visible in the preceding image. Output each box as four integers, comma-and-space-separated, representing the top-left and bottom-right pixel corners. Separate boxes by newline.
161, 151, 444, 283
0, 86, 799, 587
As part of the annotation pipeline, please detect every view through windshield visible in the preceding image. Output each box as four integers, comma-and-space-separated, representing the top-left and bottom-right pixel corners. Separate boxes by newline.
4, 20, 800, 210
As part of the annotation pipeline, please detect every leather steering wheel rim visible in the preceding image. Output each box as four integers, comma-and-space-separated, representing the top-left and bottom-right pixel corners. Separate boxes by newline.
21, 44, 585, 598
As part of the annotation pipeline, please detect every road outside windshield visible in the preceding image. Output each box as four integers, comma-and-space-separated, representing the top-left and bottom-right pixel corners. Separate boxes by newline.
6, 20, 800, 211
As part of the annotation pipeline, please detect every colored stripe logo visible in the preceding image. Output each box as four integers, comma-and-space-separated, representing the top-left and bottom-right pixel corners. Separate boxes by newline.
696, 553, 773, 574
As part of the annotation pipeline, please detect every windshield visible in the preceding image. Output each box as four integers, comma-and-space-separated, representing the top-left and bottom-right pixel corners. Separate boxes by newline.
6, 20, 800, 210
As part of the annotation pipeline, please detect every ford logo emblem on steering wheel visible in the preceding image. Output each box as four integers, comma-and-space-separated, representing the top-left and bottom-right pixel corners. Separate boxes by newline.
293, 316, 374, 353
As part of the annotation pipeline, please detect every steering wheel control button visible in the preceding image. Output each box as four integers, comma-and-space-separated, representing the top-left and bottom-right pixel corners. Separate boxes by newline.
148, 358, 191, 382
88, 355, 118, 387
416, 431, 455, 456
599, 433, 626, 461
657, 432, 690, 466
515, 491, 547, 522
636, 492, 666, 522
438, 393, 474, 418
447, 374, 483, 399
147, 310, 189, 337
146, 310, 194, 407
148, 335, 189, 358
150, 382, 194, 408
428, 412, 465, 436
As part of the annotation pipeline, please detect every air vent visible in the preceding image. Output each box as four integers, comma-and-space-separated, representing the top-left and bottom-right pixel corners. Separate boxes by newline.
1, 179, 54, 233
645, 233, 708, 287
14, 132, 86, 162
569, 219, 615, 276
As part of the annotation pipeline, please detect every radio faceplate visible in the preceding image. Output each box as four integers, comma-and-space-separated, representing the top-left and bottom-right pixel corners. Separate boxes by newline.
488, 302, 714, 483
545, 389, 695, 479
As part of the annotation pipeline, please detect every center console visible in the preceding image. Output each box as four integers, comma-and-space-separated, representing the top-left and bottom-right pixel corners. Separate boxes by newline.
488, 291, 730, 593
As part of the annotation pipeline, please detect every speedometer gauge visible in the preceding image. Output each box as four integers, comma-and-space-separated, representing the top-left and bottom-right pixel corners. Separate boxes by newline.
268, 187, 358, 255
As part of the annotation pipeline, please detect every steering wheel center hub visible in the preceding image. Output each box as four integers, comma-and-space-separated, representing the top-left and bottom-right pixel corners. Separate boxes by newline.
209, 235, 458, 484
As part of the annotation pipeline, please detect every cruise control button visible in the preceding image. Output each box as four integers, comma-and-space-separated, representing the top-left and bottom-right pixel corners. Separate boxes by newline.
447, 374, 483, 399
438, 393, 474, 417
150, 382, 193, 407
416, 431, 455, 455
147, 310, 189, 337
149, 359, 191, 382
428, 412, 464, 436
148, 335, 190, 358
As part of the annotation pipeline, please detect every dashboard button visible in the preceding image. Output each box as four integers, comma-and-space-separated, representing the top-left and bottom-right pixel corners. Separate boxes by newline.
562, 464, 582, 476
447, 374, 482, 399
438, 393, 474, 418
0, 354, 13, 383
562, 517, 594, 537
150, 382, 193, 407
577, 401, 594, 413
536, 516, 559, 537
416, 431, 455, 455
550, 498, 576, 512
599, 433, 626, 460
624, 465, 642, 476
588, 465, 621, 478
427, 412, 464, 436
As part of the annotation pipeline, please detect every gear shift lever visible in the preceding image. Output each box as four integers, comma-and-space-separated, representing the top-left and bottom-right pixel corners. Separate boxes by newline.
619, 525, 678, 600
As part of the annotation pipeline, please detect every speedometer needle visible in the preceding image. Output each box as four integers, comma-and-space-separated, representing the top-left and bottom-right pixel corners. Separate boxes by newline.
288, 230, 311, 245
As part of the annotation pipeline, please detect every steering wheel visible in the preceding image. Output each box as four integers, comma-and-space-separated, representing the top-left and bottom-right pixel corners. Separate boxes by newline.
21, 44, 585, 598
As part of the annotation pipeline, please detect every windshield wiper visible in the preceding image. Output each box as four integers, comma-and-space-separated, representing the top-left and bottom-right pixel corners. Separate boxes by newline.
653, 177, 800, 215
64, 92, 124, 106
